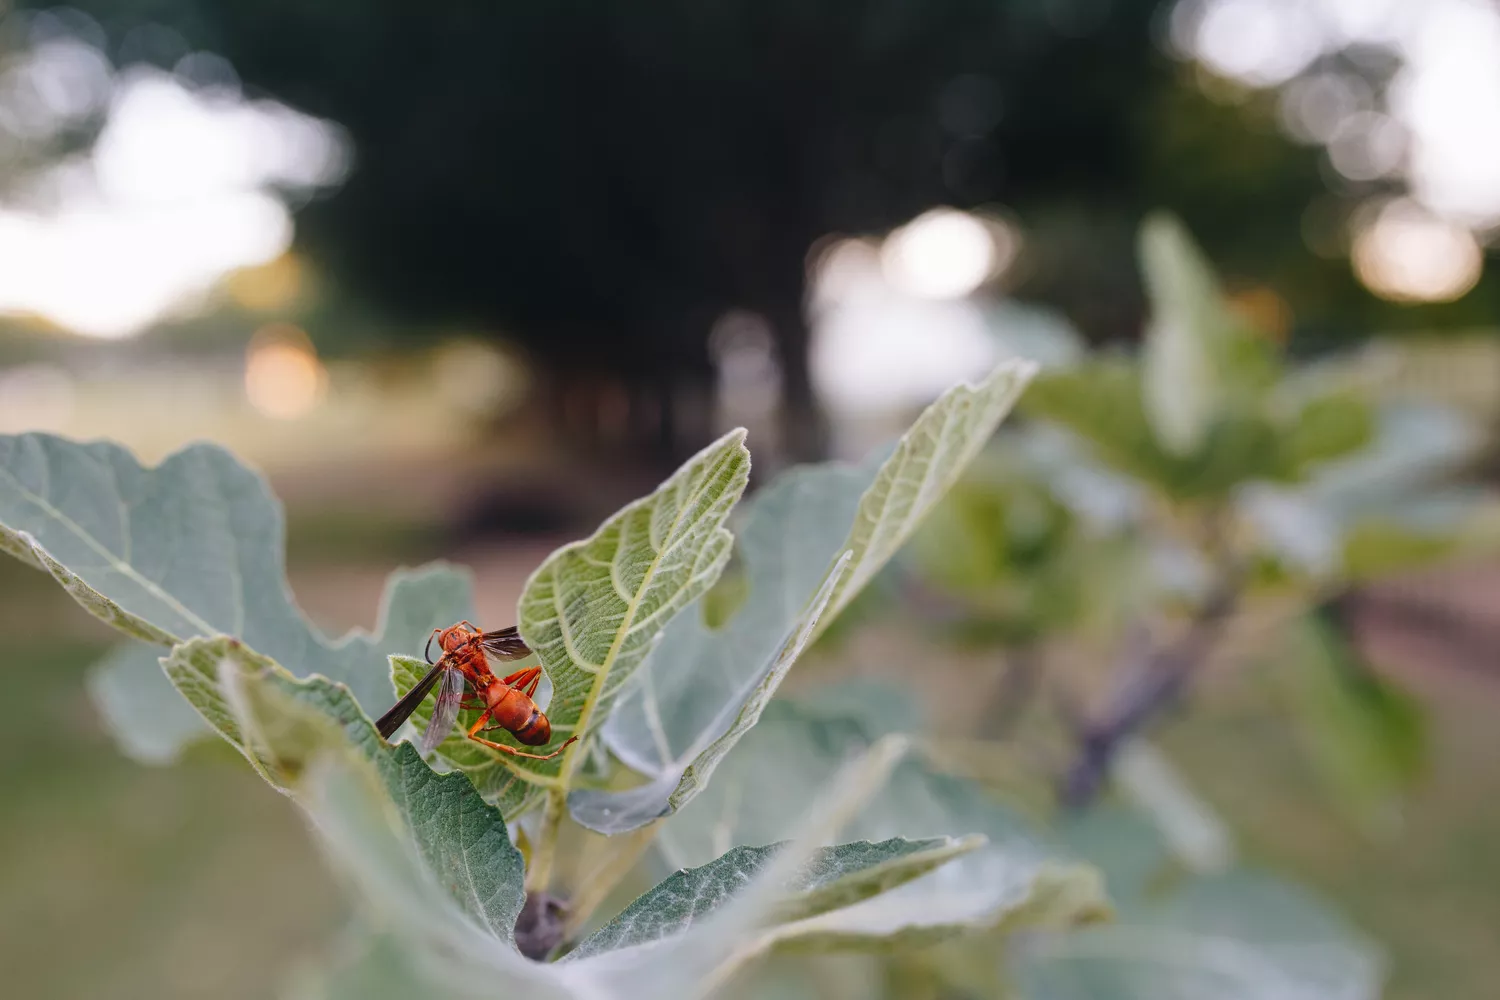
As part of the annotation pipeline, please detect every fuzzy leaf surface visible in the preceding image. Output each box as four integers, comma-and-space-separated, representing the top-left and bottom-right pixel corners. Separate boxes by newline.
515, 429, 751, 789
657, 701, 1107, 951
0, 434, 473, 759
297, 724, 939, 997
162, 636, 528, 943
1012, 871, 1382, 1000
388, 653, 545, 819
567, 836, 979, 960
590, 361, 1035, 832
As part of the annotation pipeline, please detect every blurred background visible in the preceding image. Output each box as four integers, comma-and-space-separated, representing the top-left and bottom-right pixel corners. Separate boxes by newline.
1, 1, 1499, 998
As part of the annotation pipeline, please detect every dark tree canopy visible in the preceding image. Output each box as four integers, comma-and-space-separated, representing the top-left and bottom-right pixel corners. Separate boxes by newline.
50, 0, 1459, 457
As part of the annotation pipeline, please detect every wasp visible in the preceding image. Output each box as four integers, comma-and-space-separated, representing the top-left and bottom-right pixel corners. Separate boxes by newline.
375, 621, 577, 760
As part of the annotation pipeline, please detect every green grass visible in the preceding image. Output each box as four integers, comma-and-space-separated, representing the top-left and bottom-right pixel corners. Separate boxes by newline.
0, 636, 342, 1000
1160, 678, 1500, 1000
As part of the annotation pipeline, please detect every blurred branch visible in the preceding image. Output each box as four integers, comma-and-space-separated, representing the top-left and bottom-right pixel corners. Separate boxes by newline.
978, 644, 1042, 740
1059, 580, 1240, 809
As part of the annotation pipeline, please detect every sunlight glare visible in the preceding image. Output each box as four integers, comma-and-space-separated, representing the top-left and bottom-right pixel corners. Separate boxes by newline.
1351, 199, 1483, 303
880, 208, 998, 299
0, 46, 347, 339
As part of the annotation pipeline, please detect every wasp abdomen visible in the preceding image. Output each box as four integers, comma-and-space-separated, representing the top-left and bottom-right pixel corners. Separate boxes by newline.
511, 708, 550, 746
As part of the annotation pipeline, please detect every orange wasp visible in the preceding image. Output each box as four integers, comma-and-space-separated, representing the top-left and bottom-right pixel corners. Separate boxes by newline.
375, 621, 577, 760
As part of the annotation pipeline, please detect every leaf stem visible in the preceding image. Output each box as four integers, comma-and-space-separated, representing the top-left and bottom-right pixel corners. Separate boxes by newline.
526, 789, 566, 893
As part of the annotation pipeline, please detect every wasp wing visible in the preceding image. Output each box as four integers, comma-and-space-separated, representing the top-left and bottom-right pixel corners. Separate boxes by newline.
479, 626, 531, 661
376, 660, 446, 739
418, 665, 467, 756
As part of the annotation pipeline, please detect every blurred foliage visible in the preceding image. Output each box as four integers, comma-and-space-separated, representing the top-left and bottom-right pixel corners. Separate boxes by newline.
901, 213, 1498, 840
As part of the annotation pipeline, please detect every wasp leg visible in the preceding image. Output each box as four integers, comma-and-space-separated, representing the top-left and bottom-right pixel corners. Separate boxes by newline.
467, 728, 578, 760
499, 666, 541, 693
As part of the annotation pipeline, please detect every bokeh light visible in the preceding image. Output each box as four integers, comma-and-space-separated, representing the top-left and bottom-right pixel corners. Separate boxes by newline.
880, 208, 1000, 300
244, 323, 327, 419
1351, 198, 1484, 304
812, 235, 999, 420
1172, 0, 1500, 283
0, 15, 347, 340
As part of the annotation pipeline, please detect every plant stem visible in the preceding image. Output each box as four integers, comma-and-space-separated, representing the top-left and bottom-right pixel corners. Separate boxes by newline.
526, 789, 566, 893
562, 820, 661, 938
1058, 578, 1239, 808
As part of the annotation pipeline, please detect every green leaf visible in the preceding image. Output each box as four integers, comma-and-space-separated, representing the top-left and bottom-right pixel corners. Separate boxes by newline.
1112, 742, 1234, 876
1138, 213, 1275, 458
301, 723, 935, 996
571, 552, 850, 833
161, 636, 529, 943
820, 360, 1036, 626
1270, 615, 1426, 833
388, 653, 545, 818
1277, 391, 1375, 474
1011, 870, 1383, 1000
657, 701, 1107, 949
1054, 806, 1176, 914
294, 754, 583, 998
84, 642, 209, 763
566, 836, 980, 960
0, 434, 474, 759
513, 428, 751, 790
589, 361, 1035, 832
1140, 220, 1221, 457
1022, 364, 1181, 491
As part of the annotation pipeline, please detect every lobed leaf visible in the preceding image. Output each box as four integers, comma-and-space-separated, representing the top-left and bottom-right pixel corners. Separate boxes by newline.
297, 725, 938, 997
296, 754, 581, 997
590, 361, 1036, 832
162, 636, 529, 943
573, 549, 850, 832
656, 701, 1107, 951
0, 434, 474, 761
513, 429, 751, 789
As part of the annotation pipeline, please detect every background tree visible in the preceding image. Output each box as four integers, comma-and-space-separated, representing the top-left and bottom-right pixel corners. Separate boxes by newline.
49, 0, 1491, 461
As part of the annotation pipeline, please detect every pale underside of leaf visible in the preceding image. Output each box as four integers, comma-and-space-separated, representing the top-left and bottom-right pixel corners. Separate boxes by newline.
1011, 871, 1383, 1000
162, 636, 529, 944
514, 428, 751, 789
388, 653, 544, 820
820, 359, 1037, 628
0, 434, 477, 763
595, 360, 1036, 832
657, 701, 1107, 953
570, 550, 851, 833
567, 834, 980, 960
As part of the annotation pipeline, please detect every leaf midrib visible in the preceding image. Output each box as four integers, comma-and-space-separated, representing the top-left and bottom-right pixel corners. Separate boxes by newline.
557, 450, 732, 786
0, 462, 214, 638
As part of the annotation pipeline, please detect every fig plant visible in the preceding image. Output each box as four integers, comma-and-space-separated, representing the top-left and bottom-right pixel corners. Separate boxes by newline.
1, 361, 1136, 997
